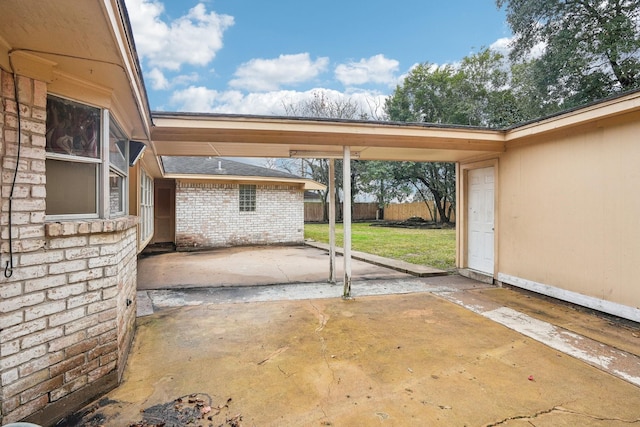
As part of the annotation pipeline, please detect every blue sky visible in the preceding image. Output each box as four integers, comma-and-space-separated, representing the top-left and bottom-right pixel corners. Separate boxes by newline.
125, 0, 512, 116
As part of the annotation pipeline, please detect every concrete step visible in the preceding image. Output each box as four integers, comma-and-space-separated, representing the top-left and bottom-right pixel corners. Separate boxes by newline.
305, 240, 448, 277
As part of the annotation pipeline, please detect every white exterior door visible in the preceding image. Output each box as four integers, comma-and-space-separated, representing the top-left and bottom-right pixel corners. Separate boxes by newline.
468, 167, 495, 274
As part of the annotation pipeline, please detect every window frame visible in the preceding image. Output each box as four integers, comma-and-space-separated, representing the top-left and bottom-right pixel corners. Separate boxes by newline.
45, 94, 130, 220
45, 158, 100, 220
107, 115, 129, 217
139, 168, 154, 243
45, 95, 103, 220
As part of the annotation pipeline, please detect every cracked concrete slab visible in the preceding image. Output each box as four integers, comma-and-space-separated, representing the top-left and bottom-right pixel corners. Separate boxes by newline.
141, 276, 489, 310
68, 246, 638, 426
65, 292, 640, 426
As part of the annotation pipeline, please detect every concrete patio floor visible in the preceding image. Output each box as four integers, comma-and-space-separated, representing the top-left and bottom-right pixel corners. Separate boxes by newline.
62, 246, 640, 426
136, 245, 413, 290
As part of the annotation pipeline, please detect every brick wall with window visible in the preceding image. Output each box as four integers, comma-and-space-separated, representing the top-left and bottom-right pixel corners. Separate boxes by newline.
0, 70, 138, 425
175, 181, 304, 249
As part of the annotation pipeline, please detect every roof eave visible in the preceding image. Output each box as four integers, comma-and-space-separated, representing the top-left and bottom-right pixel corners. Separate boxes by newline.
164, 174, 326, 191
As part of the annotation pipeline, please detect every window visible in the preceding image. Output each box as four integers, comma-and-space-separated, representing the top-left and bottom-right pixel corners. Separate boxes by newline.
45, 95, 100, 218
239, 184, 256, 212
45, 95, 129, 219
140, 169, 154, 242
109, 119, 129, 216
46, 160, 97, 215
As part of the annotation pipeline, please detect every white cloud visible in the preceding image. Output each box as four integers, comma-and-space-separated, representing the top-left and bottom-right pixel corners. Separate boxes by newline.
489, 37, 512, 58
490, 36, 546, 60
148, 67, 169, 90
125, 0, 233, 70
169, 86, 386, 118
172, 72, 201, 87
334, 54, 400, 86
170, 86, 309, 114
147, 68, 201, 91
229, 53, 330, 92
169, 86, 222, 112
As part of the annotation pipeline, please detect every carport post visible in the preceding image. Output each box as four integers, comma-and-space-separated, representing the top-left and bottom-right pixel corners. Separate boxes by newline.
328, 158, 337, 284
343, 146, 352, 298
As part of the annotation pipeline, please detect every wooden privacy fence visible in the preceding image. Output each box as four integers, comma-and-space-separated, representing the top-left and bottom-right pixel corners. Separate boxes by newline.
304, 201, 455, 222
383, 201, 456, 222
304, 202, 379, 222
304, 203, 325, 222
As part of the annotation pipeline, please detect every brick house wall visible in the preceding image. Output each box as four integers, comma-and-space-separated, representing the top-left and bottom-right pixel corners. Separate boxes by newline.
0, 70, 138, 425
175, 181, 304, 249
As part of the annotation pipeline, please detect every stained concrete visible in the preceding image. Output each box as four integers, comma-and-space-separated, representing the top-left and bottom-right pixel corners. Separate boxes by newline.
69, 291, 640, 426
62, 246, 640, 426
137, 245, 410, 290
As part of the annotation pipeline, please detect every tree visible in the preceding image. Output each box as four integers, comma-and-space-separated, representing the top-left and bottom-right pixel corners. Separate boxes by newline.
282, 90, 370, 120
497, 0, 640, 107
385, 48, 519, 127
278, 91, 372, 221
384, 49, 516, 224
385, 63, 468, 124
509, 59, 562, 120
388, 162, 456, 224
356, 161, 412, 206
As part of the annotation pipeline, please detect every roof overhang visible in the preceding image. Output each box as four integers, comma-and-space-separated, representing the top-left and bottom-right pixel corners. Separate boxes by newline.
148, 88, 640, 176
504, 89, 640, 145
0, 0, 157, 173
3, 0, 639, 182
166, 174, 326, 191
150, 113, 507, 166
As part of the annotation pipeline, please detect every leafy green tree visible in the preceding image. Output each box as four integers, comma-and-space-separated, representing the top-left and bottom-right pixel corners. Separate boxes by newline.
384, 49, 515, 224
355, 161, 413, 210
497, 0, 640, 107
508, 60, 562, 120
385, 63, 468, 124
388, 162, 456, 224
385, 48, 519, 127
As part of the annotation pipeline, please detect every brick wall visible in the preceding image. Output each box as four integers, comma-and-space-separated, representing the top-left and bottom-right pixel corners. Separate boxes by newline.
0, 70, 139, 425
175, 181, 304, 249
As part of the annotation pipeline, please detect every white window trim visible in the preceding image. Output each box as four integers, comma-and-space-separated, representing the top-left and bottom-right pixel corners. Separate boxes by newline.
45, 160, 101, 221
139, 168, 154, 243
99, 109, 110, 218
46, 152, 102, 164
107, 113, 129, 217
45, 95, 103, 220
45, 96, 130, 221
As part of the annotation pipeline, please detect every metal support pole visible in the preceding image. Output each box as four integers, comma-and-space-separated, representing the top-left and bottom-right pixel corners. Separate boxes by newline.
328, 158, 336, 284
342, 146, 352, 298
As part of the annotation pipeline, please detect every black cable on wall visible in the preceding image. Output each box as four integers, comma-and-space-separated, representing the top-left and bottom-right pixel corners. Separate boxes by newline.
4, 57, 22, 278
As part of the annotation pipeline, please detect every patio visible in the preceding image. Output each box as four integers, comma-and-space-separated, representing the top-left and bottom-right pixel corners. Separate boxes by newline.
57, 247, 640, 426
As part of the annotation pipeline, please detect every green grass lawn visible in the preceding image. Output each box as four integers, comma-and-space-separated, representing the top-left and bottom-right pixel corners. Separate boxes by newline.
305, 222, 456, 271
